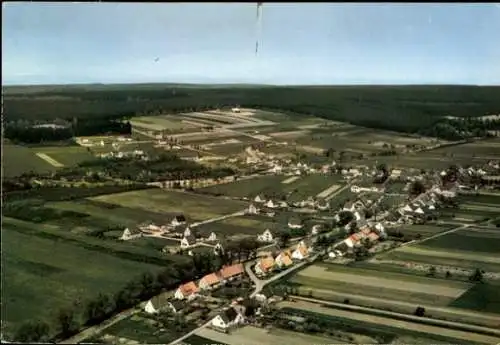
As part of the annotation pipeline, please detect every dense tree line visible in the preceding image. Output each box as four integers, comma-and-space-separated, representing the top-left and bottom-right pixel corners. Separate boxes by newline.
4, 85, 500, 139
4, 116, 132, 144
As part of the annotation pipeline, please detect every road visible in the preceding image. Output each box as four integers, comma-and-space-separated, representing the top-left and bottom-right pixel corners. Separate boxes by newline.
288, 295, 500, 338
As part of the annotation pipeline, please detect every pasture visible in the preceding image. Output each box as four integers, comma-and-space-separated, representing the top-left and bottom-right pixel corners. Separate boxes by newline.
90, 189, 247, 221
422, 227, 500, 254
287, 263, 472, 306
450, 282, 500, 314
398, 224, 456, 237
197, 175, 285, 198
1, 221, 165, 334
3, 143, 58, 177
35, 145, 94, 166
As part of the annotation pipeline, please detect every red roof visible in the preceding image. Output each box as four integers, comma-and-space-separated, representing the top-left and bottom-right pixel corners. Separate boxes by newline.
219, 264, 244, 279
178, 281, 198, 296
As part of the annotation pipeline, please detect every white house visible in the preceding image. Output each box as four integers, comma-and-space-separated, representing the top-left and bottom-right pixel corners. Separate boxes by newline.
254, 195, 265, 203
180, 234, 196, 249
343, 202, 356, 212
257, 229, 274, 242
120, 228, 142, 241
144, 293, 170, 314
247, 203, 259, 215
183, 227, 192, 237
265, 200, 277, 209
213, 242, 224, 255
279, 201, 289, 209
414, 207, 425, 215
351, 185, 361, 193
211, 307, 245, 330
311, 224, 322, 235
171, 215, 187, 227
207, 232, 217, 242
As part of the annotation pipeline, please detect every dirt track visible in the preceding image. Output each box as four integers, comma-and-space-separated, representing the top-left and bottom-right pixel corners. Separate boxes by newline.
316, 184, 340, 198
277, 300, 500, 345
296, 266, 468, 298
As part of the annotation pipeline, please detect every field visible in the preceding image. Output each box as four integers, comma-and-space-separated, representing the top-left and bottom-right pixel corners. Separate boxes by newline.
195, 214, 279, 240
383, 226, 500, 275
398, 224, 456, 237
195, 325, 341, 345
197, 174, 344, 202
1, 221, 165, 334
287, 263, 472, 306
3, 143, 58, 177
90, 189, 247, 221
275, 301, 500, 345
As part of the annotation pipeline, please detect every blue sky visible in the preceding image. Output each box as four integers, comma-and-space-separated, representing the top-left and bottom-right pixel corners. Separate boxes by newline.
3, 2, 500, 85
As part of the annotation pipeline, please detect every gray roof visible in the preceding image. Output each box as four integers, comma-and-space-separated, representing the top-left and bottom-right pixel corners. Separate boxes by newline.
169, 300, 186, 311
219, 307, 238, 324
183, 234, 196, 244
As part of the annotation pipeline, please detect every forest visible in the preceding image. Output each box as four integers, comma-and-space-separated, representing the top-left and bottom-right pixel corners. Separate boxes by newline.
3, 84, 500, 138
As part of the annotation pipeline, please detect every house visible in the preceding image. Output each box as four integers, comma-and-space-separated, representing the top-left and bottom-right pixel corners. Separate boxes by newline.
288, 217, 303, 229
343, 201, 356, 212
167, 300, 187, 314
292, 242, 309, 260
183, 227, 192, 237
368, 232, 380, 243
265, 200, 277, 209
199, 272, 222, 290
120, 227, 142, 241
219, 264, 244, 281
174, 281, 199, 300
246, 203, 259, 215
211, 307, 245, 330
266, 211, 276, 218
171, 215, 186, 227
316, 199, 329, 211
274, 251, 293, 268
279, 201, 289, 209
257, 229, 274, 242
402, 204, 413, 213
207, 232, 217, 242
254, 195, 265, 203
413, 207, 425, 215
180, 234, 196, 249
144, 293, 170, 314
311, 224, 322, 235
254, 257, 275, 275
374, 222, 385, 234
213, 242, 224, 255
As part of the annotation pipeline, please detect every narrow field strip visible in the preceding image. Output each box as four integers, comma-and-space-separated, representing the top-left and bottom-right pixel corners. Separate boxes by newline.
317, 184, 341, 199
35, 152, 64, 167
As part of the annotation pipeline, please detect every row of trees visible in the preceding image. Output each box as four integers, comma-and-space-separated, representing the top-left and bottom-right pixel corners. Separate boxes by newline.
4, 117, 132, 144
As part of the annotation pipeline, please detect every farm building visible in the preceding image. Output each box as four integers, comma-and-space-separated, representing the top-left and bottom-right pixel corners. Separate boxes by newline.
265, 200, 277, 209
254, 195, 265, 203
144, 293, 170, 314
246, 203, 259, 215
180, 234, 197, 249
211, 307, 245, 330
120, 227, 142, 241
199, 272, 222, 290
207, 232, 218, 242
171, 214, 187, 227
257, 229, 274, 242
255, 257, 275, 276
174, 281, 199, 300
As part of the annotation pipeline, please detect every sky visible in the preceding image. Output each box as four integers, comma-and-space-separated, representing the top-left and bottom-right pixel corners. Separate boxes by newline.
2, 2, 500, 86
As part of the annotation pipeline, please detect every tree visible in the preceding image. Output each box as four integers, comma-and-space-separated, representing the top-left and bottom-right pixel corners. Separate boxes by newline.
414, 306, 426, 317
428, 266, 436, 277
14, 320, 50, 343
445, 271, 452, 279
57, 307, 78, 338
409, 180, 426, 196
278, 230, 292, 248
469, 268, 484, 283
